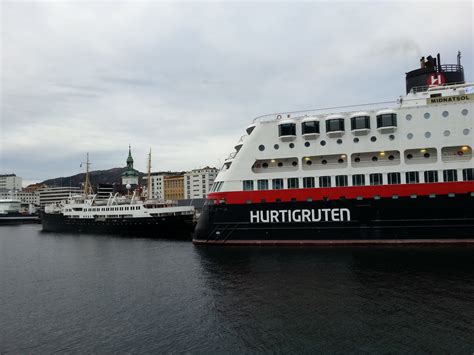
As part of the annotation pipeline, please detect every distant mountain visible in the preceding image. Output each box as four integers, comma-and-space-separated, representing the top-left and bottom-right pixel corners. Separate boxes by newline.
41, 167, 145, 188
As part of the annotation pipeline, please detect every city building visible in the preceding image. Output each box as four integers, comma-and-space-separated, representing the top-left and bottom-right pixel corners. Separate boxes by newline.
164, 175, 184, 200
121, 146, 140, 188
0, 190, 39, 205
96, 183, 114, 199
38, 187, 81, 207
0, 174, 22, 191
184, 167, 219, 199
142, 172, 166, 200
24, 183, 47, 193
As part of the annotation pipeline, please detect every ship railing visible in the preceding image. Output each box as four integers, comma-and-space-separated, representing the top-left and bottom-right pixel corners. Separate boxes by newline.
410, 81, 468, 94
439, 64, 463, 73
252, 100, 399, 124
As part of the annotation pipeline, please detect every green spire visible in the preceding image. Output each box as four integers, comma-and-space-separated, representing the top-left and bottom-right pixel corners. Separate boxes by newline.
126, 145, 134, 169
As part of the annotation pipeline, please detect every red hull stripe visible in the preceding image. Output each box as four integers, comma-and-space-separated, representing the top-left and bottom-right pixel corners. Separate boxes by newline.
193, 238, 474, 245
208, 181, 474, 204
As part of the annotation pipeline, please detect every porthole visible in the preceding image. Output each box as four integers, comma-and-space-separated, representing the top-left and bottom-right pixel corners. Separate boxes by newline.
424, 153, 430, 158
442, 111, 449, 118
424, 112, 431, 119
289, 143, 295, 148
322, 160, 327, 165
304, 142, 310, 147
258, 145, 265, 151
278, 162, 283, 167
370, 136, 377, 142
463, 128, 470, 135
407, 154, 413, 160
274, 144, 279, 150
444, 130, 450, 137
389, 134, 395, 141
406, 114, 412, 121
320, 140, 326, 146
354, 157, 360, 163
337, 139, 343, 145
372, 156, 378, 162
292, 161, 297, 167
425, 132, 431, 138
407, 133, 413, 140
461, 109, 469, 116
262, 163, 268, 168
306, 160, 312, 166
353, 137, 359, 143
388, 155, 394, 161
338, 158, 344, 164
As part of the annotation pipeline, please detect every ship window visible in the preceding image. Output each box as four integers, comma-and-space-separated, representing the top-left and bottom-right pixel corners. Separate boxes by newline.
370, 173, 383, 186
406, 171, 420, 184
352, 174, 365, 186
443, 169, 458, 182
319, 176, 331, 187
279, 123, 296, 136
335, 175, 348, 187
326, 118, 345, 132
272, 178, 284, 190
257, 179, 268, 190
351, 116, 370, 130
302, 121, 320, 134
424, 170, 438, 183
463, 168, 474, 181
303, 177, 315, 188
376, 113, 397, 128
287, 178, 299, 189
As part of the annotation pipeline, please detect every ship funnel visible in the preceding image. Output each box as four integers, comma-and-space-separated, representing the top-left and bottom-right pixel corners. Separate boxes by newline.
405, 52, 465, 93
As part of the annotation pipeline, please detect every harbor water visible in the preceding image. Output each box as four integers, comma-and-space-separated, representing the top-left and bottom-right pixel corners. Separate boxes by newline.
1, 224, 473, 353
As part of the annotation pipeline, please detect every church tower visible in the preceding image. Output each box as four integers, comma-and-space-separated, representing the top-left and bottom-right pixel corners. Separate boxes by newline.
121, 145, 139, 187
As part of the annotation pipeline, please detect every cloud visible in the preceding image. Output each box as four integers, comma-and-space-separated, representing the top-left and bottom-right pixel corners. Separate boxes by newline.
1, 0, 472, 184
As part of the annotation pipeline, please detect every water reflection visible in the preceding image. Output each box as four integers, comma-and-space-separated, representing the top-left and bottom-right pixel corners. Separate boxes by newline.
194, 245, 474, 353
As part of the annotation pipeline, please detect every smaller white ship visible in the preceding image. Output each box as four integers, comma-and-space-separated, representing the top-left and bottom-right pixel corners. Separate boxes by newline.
41, 151, 195, 237
0, 198, 39, 225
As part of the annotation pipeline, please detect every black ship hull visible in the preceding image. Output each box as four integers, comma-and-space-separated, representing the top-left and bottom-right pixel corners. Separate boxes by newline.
0, 213, 40, 225
193, 192, 474, 245
42, 213, 195, 238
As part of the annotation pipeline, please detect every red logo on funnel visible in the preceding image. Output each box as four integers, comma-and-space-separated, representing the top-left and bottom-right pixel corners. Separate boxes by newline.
427, 73, 446, 86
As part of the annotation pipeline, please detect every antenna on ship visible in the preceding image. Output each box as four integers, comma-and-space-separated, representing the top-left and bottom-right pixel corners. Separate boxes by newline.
147, 148, 152, 199
80, 153, 92, 196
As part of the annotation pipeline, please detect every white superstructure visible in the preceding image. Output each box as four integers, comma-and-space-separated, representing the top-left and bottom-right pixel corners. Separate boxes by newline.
0, 199, 21, 215
212, 83, 473, 194
45, 193, 194, 219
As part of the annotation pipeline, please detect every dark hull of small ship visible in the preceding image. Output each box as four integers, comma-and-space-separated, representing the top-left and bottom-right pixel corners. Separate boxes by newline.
0, 213, 40, 225
193, 193, 474, 245
42, 213, 195, 238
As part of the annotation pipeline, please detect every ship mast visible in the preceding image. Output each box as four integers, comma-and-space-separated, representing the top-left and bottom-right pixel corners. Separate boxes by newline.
82, 153, 92, 196
147, 148, 152, 199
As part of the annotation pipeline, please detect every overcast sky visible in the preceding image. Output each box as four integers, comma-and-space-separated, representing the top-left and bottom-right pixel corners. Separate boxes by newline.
1, 0, 473, 186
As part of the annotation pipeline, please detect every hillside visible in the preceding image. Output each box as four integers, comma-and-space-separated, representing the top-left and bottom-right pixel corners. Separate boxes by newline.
41, 167, 145, 188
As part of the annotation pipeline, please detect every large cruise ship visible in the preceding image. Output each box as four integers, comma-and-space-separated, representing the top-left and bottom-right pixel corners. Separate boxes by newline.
194, 53, 474, 245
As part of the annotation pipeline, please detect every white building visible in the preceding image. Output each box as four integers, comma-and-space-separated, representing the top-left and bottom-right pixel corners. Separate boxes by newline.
0, 174, 22, 191
143, 173, 166, 200
38, 187, 81, 207
184, 167, 219, 199
0, 190, 39, 205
